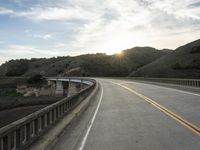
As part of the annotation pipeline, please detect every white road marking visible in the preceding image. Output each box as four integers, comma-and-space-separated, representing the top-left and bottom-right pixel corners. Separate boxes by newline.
119, 81, 200, 97
111, 81, 200, 136
78, 85, 104, 150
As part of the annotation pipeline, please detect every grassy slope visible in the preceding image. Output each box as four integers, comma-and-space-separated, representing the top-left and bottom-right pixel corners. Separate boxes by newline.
0, 47, 170, 77
130, 39, 200, 78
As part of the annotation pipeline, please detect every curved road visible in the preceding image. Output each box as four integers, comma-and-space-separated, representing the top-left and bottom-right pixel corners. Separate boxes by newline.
52, 78, 200, 150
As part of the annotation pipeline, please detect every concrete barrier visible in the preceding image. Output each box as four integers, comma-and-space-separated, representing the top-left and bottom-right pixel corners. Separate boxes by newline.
30, 82, 100, 150
0, 78, 96, 150
128, 77, 200, 88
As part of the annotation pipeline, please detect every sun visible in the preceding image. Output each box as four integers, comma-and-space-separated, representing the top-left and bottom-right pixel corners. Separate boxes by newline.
115, 51, 124, 57
116, 51, 122, 55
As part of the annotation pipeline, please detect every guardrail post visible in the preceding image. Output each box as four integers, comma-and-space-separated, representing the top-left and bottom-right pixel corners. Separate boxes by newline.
21, 126, 26, 146
54, 109, 56, 121
26, 123, 30, 143
52, 109, 54, 122
60, 105, 62, 116
19, 127, 24, 147
65, 102, 68, 111
44, 114, 47, 128
61, 104, 64, 115
41, 116, 45, 130
13, 130, 20, 150
7, 134, 12, 150
38, 117, 42, 132
63, 104, 65, 113
60, 105, 63, 115
1, 136, 8, 150
58, 106, 60, 117
81, 79, 83, 90
47, 112, 50, 126
55, 107, 58, 119
30, 121, 34, 138
13, 131, 16, 150
34, 119, 38, 136
0, 138, 1, 150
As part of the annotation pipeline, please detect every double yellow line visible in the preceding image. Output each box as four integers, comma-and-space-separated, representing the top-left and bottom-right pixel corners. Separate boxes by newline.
113, 82, 200, 136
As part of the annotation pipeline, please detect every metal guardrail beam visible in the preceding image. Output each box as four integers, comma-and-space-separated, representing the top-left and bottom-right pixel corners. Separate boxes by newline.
0, 78, 96, 150
47, 77, 94, 86
128, 77, 200, 88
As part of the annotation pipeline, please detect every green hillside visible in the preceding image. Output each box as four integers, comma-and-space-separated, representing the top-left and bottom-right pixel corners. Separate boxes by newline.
130, 39, 200, 79
0, 47, 170, 77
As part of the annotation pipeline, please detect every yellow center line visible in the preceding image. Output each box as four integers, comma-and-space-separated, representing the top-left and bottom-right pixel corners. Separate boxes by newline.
112, 81, 200, 136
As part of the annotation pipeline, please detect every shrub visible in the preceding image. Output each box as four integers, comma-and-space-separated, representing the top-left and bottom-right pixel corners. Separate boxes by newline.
6, 59, 29, 76
0, 88, 22, 96
190, 46, 200, 54
172, 63, 183, 70
27, 74, 45, 84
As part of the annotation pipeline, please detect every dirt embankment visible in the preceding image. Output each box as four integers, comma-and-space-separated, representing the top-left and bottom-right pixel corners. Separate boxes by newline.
0, 105, 46, 128
0, 96, 62, 128
0, 96, 60, 110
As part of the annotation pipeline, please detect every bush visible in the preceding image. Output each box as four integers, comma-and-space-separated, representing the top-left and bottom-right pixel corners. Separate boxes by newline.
190, 46, 200, 54
5, 59, 29, 76
172, 59, 200, 70
0, 88, 22, 96
27, 74, 45, 84
172, 63, 183, 70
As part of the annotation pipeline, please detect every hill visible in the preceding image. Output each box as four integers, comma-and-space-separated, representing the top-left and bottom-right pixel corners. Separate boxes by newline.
130, 39, 200, 78
0, 47, 170, 77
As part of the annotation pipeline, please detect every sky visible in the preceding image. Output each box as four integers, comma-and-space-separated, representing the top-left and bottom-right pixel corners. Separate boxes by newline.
0, 0, 200, 64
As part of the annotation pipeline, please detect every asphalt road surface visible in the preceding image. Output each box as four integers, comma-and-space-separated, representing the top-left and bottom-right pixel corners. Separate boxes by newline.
51, 78, 200, 150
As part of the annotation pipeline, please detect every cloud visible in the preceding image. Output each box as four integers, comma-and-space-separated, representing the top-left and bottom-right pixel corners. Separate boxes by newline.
1, 0, 200, 25
30, 33, 53, 40
0, 44, 43, 64
0, 44, 80, 61
188, 1, 200, 8
0, 0, 200, 61
0, 6, 94, 22
0, 7, 14, 15
0, 41, 5, 44
24, 30, 54, 40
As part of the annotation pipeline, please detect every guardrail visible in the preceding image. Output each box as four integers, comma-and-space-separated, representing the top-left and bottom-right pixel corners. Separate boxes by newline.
129, 77, 200, 88
0, 78, 96, 150
47, 77, 94, 86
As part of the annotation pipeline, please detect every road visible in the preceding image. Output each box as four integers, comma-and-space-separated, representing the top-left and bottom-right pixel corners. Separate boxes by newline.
51, 78, 200, 150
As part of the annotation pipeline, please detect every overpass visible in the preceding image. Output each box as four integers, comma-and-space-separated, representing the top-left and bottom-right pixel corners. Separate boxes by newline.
0, 77, 200, 150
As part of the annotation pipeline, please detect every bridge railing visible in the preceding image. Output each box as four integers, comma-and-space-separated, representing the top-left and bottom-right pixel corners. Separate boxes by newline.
0, 78, 96, 150
128, 77, 200, 88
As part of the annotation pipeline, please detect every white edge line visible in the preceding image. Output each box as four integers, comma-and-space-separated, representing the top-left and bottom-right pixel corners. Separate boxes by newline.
78, 84, 104, 150
120, 81, 200, 97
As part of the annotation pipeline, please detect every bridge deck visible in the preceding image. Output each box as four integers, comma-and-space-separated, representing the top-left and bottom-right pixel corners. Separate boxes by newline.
51, 78, 200, 150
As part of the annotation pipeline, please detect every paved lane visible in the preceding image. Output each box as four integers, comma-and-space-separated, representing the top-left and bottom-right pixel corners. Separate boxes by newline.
52, 78, 200, 150
115, 79, 200, 128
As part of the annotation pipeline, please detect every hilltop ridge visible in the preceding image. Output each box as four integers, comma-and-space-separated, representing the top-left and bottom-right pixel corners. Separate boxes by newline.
0, 47, 170, 77
130, 39, 200, 78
